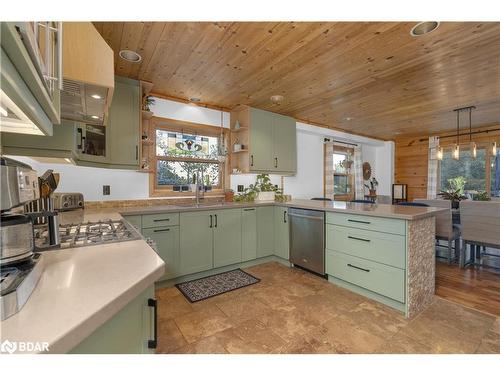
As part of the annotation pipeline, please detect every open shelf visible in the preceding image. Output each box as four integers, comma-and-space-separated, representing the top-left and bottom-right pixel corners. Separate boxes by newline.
142, 110, 154, 120
230, 127, 249, 133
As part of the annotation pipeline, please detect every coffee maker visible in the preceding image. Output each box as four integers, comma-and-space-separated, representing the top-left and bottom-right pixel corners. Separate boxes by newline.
0, 157, 45, 320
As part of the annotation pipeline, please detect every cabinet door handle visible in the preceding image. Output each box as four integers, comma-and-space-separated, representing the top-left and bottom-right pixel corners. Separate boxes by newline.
347, 263, 370, 272
209, 214, 213, 228
283, 210, 287, 223
274, 157, 278, 168
153, 228, 170, 233
135, 145, 139, 160
147, 298, 157, 349
77, 127, 83, 150
250, 155, 254, 166
214, 214, 218, 228
347, 235, 371, 242
347, 219, 371, 225
243, 208, 255, 211
153, 218, 170, 222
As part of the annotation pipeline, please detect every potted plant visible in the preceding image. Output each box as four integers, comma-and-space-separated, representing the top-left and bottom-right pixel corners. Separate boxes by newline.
143, 95, 155, 111
364, 177, 379, 196
233, 174, 285, 202
438, 177, 468, 209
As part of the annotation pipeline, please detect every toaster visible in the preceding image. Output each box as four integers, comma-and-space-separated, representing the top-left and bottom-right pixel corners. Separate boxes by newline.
52, 193, 84, 211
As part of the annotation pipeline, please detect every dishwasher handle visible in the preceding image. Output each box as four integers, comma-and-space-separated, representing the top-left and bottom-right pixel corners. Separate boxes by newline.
287, 212, 324, 221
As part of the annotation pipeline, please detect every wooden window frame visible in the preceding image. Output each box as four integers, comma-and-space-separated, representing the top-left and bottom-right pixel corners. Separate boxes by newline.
437, 142, 495, 196
324, 144, 355, 201
149, 116, 229, 198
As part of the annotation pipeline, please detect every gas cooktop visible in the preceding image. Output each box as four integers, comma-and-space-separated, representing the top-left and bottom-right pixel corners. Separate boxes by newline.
34, 219, 141, 249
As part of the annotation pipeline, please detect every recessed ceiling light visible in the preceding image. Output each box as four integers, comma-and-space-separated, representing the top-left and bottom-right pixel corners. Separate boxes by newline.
270, 95, 284, 104
91, 115, 99, 119
410, 22, 440, 37
119, 49, 142, 63
90, 94, 102, 99
344, 117, 354, 121
189, 97, 201, 103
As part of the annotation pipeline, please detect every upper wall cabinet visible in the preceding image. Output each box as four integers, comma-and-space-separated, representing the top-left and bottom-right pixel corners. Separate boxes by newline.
1, 76, 141, 170
106, 76, 140, 168
230, 106, 297, 175
60, 22, 114, 127
1, 22, 63, 136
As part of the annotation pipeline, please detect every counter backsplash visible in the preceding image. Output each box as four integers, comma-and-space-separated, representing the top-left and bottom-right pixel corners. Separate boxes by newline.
85, 196, 224, 209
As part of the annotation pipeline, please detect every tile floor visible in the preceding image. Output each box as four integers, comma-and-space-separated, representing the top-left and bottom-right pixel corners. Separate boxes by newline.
155, 262, 500, 354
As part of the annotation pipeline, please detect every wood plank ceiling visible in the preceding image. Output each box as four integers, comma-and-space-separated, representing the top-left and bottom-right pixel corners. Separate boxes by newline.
93, 22, 500, 140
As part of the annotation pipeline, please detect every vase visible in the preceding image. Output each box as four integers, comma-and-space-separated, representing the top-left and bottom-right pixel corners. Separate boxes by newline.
256, 191, 276, 201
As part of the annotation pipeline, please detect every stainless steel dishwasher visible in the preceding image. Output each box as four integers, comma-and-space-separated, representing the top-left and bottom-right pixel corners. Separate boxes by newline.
288, 208, 325, 275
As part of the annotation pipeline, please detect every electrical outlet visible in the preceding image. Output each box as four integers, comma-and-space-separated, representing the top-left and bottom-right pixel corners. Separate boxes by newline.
237, 184, 244, 192
103, 185, 110, 195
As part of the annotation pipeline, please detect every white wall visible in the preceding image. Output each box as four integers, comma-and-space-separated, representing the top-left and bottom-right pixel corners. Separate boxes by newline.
9, 98, 393, 201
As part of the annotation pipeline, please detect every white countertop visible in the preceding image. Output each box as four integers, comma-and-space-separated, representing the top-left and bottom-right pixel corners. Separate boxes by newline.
116, 199, 445, 221
0, 212, 165, 354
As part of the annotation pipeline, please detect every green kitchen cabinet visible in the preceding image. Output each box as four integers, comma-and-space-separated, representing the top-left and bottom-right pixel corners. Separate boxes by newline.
1, 119, 78, 159
179, 211, 214, 275
241, 208, 257, 262
256, 206, 275, 258
274, 206, 290, 260
272, 114, 296, 173
143, 226, 180, 280
213, 209, 242, 268
106, 76, 140, 168
236, 106, 296, 174
69, 285, 155, 354
249, 108, 274, 171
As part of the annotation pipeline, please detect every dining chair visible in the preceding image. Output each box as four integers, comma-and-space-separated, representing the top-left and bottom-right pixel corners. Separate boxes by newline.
414, 199, 460, 264
459, 201, 500, 268
396, 202, 429, 207
350, 199, 374, 204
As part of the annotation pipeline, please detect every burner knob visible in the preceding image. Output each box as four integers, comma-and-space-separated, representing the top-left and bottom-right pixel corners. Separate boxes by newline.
63, 202, 69, 207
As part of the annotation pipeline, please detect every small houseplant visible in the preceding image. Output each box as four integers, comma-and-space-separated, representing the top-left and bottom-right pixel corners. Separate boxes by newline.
438, 177, 468, 209
364, 177, 379, 196
143, 95, 155, 111
233, 174, 285, 202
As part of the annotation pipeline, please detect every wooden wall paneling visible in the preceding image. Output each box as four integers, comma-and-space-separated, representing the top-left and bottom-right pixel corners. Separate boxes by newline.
395, 124, 500, 201
93, 22, 500, 139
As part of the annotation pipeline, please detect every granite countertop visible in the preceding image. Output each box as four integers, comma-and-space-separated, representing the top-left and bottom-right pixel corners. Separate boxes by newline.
0, 211, 165, 354
113, 199, 445, 221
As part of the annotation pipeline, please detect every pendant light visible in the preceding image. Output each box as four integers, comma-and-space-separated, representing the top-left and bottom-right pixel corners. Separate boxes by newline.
468, 107, 477, 159
437, 146, 444, 160
453, 109, 460, 160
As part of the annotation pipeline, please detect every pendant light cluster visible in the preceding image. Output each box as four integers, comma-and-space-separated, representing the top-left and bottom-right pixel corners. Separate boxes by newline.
436, 105, 490, 161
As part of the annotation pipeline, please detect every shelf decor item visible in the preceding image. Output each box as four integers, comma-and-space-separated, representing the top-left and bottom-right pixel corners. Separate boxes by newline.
364, 177, 379, 196
233, 174, 285, 202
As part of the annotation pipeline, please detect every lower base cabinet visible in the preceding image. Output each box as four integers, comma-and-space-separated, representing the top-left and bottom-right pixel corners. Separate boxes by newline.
274, 206, 289, 260
69, 285, 156, 354
179, 211, 214, 275
241, 208, 257, 262
142, 226, 180, 280
213, 209, 242, 267
257, 206, 274, 257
